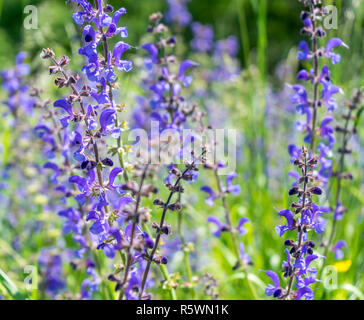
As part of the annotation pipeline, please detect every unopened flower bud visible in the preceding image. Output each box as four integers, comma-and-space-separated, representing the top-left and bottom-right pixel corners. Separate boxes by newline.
102, 158, 114, 167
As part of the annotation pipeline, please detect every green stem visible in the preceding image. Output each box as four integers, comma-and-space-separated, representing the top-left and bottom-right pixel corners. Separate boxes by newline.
257, 0, 267, 84
213, 169, 258, 300
118, 165, 148, 300
177, 195, 196, 299
235, 0, 250, 67
160, 265, 178, 300
309, 2, 320, 153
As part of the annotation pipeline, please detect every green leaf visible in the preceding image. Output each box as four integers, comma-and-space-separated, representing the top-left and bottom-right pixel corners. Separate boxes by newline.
228, 271, 266, 290
354, 106, 364, 129
0, 268, 26, 300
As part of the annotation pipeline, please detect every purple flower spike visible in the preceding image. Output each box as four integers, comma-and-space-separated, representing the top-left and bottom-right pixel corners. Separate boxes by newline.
142, 232, 154, 249
291, 84, 308, 105
86, 210, 99, 222
58, 208, 82, 235
69, 175, 89, 192
78, 42, 98, 63
34, 124, 51, 138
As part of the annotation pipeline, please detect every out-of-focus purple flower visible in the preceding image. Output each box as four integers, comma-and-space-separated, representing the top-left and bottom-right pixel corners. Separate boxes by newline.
200, 186, 217, 206
207, 216, 228, 238
214, 36, 239, 58
1, 51, 35, 116
332, 240, 346, 260
142, 43, 159, 64
38, 249, 66, 299
237, 217, 249, 235
239, 243, 252, 265
165, 0, 192, 27
190, 22, 214, 52
178, 60, 199, 87
225, 172, 241, 195
81, 260, 100, 300
334, 202, 347, 221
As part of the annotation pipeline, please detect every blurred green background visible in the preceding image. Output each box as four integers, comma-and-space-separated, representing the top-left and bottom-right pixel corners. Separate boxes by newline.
1, 0, 362, 84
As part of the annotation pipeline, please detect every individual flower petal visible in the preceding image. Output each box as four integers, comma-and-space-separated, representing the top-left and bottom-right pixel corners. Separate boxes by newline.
113, 41, 131, 61
201, 186, 216, 206
83, 25, 95, 42
237, 217, 249, 235
324, 38, 349, 64
99, 108, 116, 134
142, 43, 159, 64
297, 69, 310, 81
207, 216, 225, 237
112, 7, 126, 25
333, 240, 346, 260
226, 172, 241, 195
108, 167, 123, 187
297, 41, 311, 60
178, 60, 199, 78
54, 99, 73, 115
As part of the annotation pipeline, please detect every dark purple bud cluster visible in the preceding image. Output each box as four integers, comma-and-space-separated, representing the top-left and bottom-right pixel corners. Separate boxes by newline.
268, 146, 326, 300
